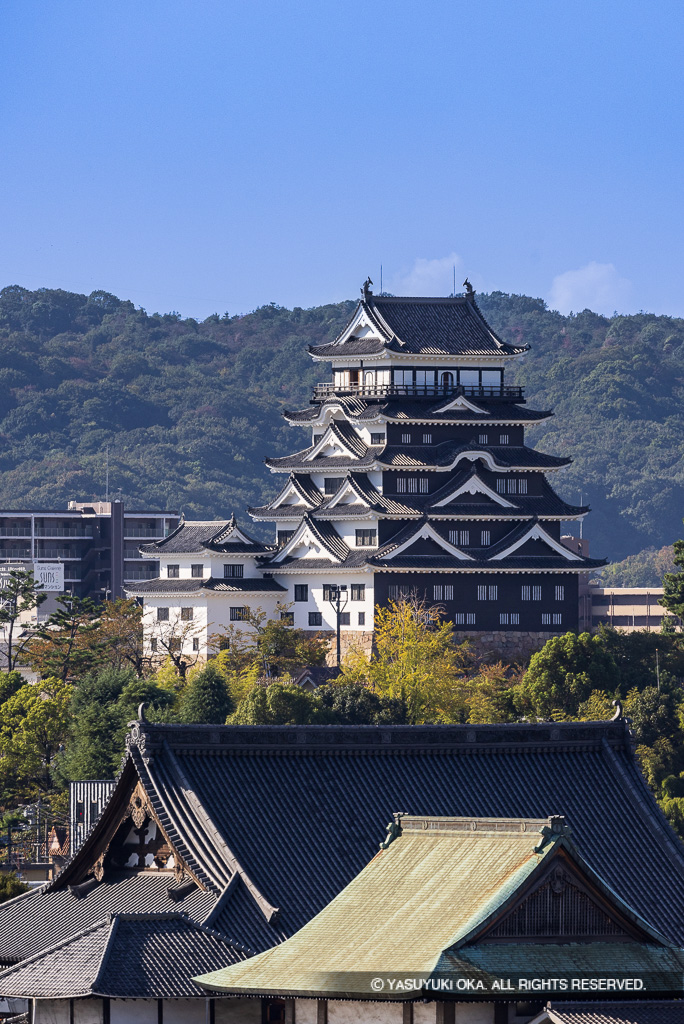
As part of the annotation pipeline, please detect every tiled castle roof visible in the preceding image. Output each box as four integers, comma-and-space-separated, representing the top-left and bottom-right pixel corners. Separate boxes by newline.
140, 517, 271, 555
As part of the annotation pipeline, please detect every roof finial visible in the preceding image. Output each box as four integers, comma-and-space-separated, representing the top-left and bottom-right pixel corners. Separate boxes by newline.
362, 277, 373, 301
138, 702, 147, 722
463, 278, 475, 300
611, 699, 623, 720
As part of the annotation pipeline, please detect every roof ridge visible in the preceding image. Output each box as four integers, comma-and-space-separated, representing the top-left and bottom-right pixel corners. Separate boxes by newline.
92, 913, 119, 993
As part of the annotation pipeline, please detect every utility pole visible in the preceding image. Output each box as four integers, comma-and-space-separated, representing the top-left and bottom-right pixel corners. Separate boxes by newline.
656, 647, 660, 692
327, 585, 348, 666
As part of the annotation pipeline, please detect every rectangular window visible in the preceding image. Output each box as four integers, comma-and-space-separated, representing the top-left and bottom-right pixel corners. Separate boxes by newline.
277, 530, 295, 547
150, 638, 158, 652
339, 612, 350, 625
192, 637, 200, 651
224, 564, 244, 578
156, 607, 169, 621
309, 611, 322, 627
434, 585, 443, 601
496, 479, 506, 493
459, 530, 470, 546
500, 613, 509, 625
407, 478, 418, 493
324, 477, 343, 494
553, 613, 562, 626
449, 530, 457, 545
521, 585, 531, 601
444, 585, 454, 600
481, 370, 501, 387
370, 432, 385, 445
454, 613, 465, 624
477, 585, 487, 601
499, 434, 509, 445
401, 433, 412, 444
191, 564, 204, 578
507, 479, 517, 495
358, 611, 365, 626
322, 583, 343, 602
351, 584, 365, 601
230, 607, 249, 621
294, 584, 308, 602
397, 477, 407, 493
481, 530, 491, 546
542, 613, 551, 625
478, 434, 488, 445
555, 585, 565, 601
511, 613, 519, 625
167, 564, 179, 579
460, 369, 479, 387
355, 529, 377, 547
394, 369, 413, 387
389, 585, 410, 601
280, 612, 294, 625
419, 477, 429, 493
533, 585, 542, 601
313, 433, 322, 443
466, 612, 476, 625
518, 478, 528, 494
180, 607, 193, 621
415, 369, 435, 387
489, 585, 498, 600
422, 433, 432, 445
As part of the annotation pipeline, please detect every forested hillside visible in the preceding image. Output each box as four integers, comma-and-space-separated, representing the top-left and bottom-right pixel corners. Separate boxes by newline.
0, 285, 682, 561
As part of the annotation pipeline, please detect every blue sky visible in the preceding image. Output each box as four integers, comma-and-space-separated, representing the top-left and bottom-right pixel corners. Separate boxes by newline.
1, 1, 683, 319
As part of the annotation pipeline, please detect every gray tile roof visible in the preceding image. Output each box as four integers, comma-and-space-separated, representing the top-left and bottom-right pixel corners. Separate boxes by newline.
284, 396, 552, 424
0, 913, 247, 999
266, 442, 569, 473
141, 517, 270, 555
126, 576, 286, 595
309, 295, 528, 357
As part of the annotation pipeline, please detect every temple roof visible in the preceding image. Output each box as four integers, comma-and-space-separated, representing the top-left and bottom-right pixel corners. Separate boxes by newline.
308, 292, 528, 359
0, 912, 247, 999
533, 1004, 684, 1024
140, 517, 271, 556
265, 442, 569, 473
284, 395, 551, 425
195, 814, 680, 999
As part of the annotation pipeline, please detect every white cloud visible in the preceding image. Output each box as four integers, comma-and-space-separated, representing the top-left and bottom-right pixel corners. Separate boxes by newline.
387, 253, 466, 296
549, 262, 632, 316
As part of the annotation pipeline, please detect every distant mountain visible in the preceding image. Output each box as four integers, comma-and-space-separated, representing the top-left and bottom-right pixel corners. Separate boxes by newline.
0, 284, 681, 561
598, 544, 676, 588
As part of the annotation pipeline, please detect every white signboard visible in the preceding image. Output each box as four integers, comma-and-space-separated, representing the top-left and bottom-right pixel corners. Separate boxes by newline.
33, 562, 64, 592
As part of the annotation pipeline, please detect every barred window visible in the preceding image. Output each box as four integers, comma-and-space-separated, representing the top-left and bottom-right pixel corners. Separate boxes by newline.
518, 478, 528, 494
499, 434, 509, 445
230, 607, 249, 621
157, 607, 169, 621
507, 479, 517, 494
309, 611, 322, 626
407, 478, 418, 493
511, 613, 520, 625
389, 585, 410, 601
322, 584, 335, 601
419, 477, 429, 493
191, 564, 204, 578
422, 433, 432, 444
521, 585, 531, 601
397, 477, 407, 493
167, 564, 179, 579
150, 638, 158, 652
371, 433, 384, 445
477, 585, 487, 600
434, 585, 443, 601
444, 585, 454, 600
181, 607, 193, 621
555, 585, 565, 601
553, 613, 562, 625
454, 613, 465, 624
481, 530, 491, 546
358, 611, 365, 626
294, 584, 308, 602
542, 613, 551, 625
277, 530, 295, 547
489, 585, 498, 600
500, 613, 509, 625
459, 530, 470, 546
355, 529, 377, 547
192, 638, 200, 651
449, 530, 457, 544
496, 479, 506, 493
479, 434, 488, 445
466, 612, 476, 625
324, 477, 343, 494
533, 585, 542, 601
224, 564, 244, 578
339, 612, 350, 625
351, 584, 365, 601
402, 433, 412, 444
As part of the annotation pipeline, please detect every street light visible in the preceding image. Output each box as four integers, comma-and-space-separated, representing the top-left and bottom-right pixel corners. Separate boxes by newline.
327, 584, 348, 666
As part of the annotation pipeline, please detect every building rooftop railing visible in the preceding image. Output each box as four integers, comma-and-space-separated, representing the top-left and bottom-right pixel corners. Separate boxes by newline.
311, 382, 524, 402
34, 527, 94, 538
124, 528, 166, 538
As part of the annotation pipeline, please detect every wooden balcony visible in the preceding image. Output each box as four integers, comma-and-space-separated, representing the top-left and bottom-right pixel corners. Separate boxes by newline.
311, 382, 524, 402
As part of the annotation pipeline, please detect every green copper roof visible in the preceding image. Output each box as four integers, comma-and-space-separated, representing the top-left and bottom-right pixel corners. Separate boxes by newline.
196, 815, 679, 1000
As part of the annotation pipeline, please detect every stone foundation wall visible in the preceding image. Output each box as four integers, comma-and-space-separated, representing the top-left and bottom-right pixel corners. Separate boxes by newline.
452, 630, 564, 664
322, 630, 375, 665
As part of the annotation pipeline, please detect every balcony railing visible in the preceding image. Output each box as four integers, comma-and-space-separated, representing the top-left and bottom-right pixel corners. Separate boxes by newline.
34, 527, 94, 538
124, 570, 159, 581
0, 527, 31, 537
124, 528, 165, 538
0, 548, 31, 558
312, 382, 524, 401
34, 548, 78, 559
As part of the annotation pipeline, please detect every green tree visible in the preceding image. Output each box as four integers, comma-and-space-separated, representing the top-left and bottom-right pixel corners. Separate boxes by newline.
180, 663, 234, 724
661, 522, 684, 622
230, 682, 327, 725
0, 872, 29, 903
316, 683, 407, 724
27, 595, 108, 681
0, 677, 72, 800
0, 568, 47, 670
519, 632, 619, 719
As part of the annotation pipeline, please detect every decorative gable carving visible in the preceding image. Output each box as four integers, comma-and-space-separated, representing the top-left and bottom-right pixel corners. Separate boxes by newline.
482, 859, 640, 943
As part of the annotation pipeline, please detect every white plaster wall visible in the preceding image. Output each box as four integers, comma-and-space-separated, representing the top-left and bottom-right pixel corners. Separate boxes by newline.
215, 997, 263, 1023
333, 518, 379, 545
111, 999, 158, 1023
164, 998, 210, 1023
414, 1004, 435, 1024
454, 1005, 495, 1023
328, 1002, 402, 1023
34, 1001, 70, 1024
277, 573, 375, 632
294, 999, 318, 1024
74, 1000, 105, 1024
